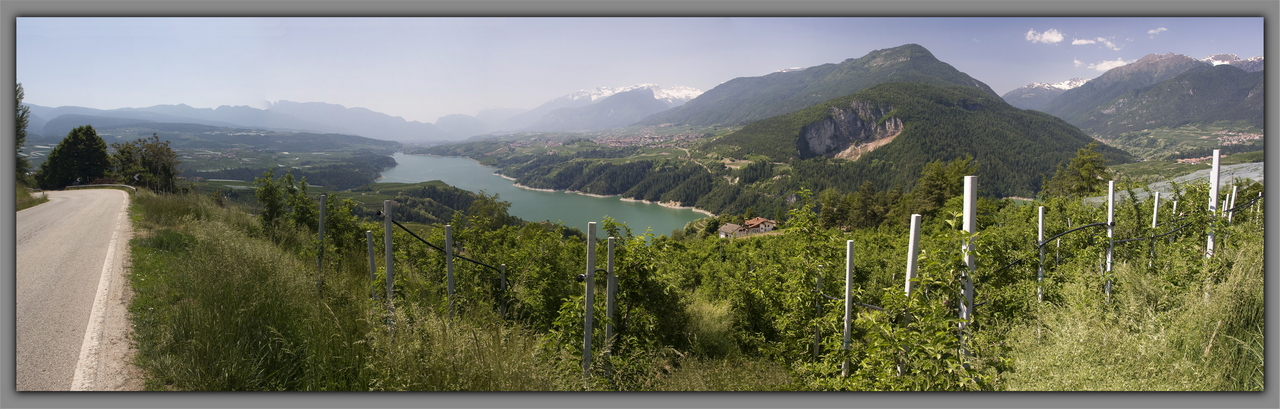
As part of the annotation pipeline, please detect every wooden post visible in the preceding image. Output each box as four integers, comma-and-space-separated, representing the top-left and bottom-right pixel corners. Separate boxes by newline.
842, 240, 853, 377
367, 231, 376, 299
499, 264, 508, 316
317, 194, 326, 292
1207, 150, 1220, 258
1038, 206, 1045, 302
904, 214, 922, 297
813, 272, 822, 361
446, 224, 455, 318
583, 222, 596, 379
1105, 181, 1115, 303
384, 200, 394, 304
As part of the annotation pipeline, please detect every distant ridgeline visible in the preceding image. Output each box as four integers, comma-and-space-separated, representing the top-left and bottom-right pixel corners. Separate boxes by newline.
187, 151, 398, 191
420, 80, 1131, 222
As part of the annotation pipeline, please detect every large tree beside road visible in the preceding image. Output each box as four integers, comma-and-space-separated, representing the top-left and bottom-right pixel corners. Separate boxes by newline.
36, 125, 110, 190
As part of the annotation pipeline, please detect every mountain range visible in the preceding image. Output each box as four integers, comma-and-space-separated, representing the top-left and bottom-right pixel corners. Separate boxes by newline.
26, 101, 450, 144
495, 84, 701, 132
1000, 78, 1089, 111
24, 83, 704, 143
636, 44, 998, 127
1002, 52, 1264, 137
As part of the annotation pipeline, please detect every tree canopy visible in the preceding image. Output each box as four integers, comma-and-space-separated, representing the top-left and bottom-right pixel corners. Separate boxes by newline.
16, 83, 30, 180
1040, 141, 1111, 199
111, 133, 182, 193
36, 125, 110, 190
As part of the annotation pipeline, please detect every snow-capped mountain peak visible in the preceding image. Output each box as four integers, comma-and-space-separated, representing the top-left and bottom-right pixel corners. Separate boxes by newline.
562, 84, 703, 107
1024, 77, 1089, 91
1203, 53, 1240, 65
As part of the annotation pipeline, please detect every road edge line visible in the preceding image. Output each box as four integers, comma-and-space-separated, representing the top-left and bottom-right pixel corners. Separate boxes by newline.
69, 196, 126, 391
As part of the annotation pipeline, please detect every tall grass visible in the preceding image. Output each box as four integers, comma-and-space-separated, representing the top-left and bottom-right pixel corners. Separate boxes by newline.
16, 183, 47, 211
1000, 219, 1264, 390
128, 191, 571, 390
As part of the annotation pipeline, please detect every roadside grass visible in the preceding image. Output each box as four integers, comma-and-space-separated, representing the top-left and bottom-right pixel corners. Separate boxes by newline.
127, 190, 572, 390
16, 183, 48, 211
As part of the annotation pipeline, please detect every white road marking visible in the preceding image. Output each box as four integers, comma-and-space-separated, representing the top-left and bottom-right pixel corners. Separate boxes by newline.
69, 204, 126, 391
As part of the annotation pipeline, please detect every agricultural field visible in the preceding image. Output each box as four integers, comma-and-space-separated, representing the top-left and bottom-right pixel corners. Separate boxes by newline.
1110, 150, 1263, 186
1101, 121, 1263, 161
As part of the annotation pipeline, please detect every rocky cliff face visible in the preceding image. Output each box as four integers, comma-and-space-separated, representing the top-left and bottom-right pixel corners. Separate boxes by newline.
800, 101, 903, 160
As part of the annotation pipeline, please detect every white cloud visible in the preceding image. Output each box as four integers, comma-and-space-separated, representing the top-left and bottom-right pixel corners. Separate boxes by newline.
1072, 39, 1096, 45
1148, 27, 1168, 36
1087, 58, 1132, 72
1074, 59, 1084, 67
1096, 37, 1121, 51
1026, 28, 1064, 44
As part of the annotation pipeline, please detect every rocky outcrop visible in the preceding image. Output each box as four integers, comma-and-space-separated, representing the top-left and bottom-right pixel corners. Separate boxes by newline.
799, 101, 903, 160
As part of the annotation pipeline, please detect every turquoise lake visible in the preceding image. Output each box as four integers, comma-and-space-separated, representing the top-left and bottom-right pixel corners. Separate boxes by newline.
378, 153, 709, 236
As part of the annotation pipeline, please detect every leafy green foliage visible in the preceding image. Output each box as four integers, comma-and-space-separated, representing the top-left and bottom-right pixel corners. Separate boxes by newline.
110, 133, 182, 193
1041, 142, 1112, 199
128, 161, 1263, 391
36, 125, 111, 189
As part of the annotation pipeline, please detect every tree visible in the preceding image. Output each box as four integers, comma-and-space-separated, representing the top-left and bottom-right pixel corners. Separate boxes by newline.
35, 125, 110, 190
16, 83, 31, 180
111, 133, 182, 193
1041, 142, 1111, 198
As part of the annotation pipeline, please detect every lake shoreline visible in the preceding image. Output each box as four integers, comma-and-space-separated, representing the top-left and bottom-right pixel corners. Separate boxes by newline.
619, 197, 716, 217
491, 166, 713, 213
385, 153, 713, 231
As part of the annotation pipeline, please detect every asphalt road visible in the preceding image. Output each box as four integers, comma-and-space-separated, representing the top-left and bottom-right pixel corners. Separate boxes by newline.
16, 189, 139, 391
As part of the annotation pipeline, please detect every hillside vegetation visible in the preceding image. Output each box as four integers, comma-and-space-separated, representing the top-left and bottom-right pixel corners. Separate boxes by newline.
125, 171, 1263, 391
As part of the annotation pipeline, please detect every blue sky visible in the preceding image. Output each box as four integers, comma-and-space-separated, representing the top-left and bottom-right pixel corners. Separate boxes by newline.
16, 17, 1263, 124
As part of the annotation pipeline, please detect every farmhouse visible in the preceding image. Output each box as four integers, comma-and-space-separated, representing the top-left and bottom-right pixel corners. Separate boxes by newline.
743, 217, 777, 234
718, 218, 778, 239
718, 223, 743, 239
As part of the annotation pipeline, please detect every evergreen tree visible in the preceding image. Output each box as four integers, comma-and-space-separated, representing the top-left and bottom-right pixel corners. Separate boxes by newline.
16, 83, 30, 181
1041, 141, 1111, 198
35, 125, 110, 190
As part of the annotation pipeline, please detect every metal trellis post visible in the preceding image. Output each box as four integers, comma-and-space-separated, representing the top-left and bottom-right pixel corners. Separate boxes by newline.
1106, 181, 1114, 303
1038, 206, 1045, 302
1207, 150, 1220, 258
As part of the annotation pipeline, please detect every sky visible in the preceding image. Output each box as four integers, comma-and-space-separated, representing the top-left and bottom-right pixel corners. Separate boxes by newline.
16, 17, 1264, 125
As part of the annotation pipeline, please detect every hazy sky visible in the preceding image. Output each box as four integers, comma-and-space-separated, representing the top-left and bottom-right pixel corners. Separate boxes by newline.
16, 17, 1263, 124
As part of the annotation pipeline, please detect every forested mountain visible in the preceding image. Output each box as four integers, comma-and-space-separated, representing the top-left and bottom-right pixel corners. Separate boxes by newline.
1038, 53, 1210, 127
525, 88, 673, 132
704, 82, 1131, 197
1071, 65, 1263, 136
635, 44, 998, 127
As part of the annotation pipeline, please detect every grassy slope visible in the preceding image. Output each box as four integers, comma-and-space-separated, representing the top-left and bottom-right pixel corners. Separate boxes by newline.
123, 182, 1263, 391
